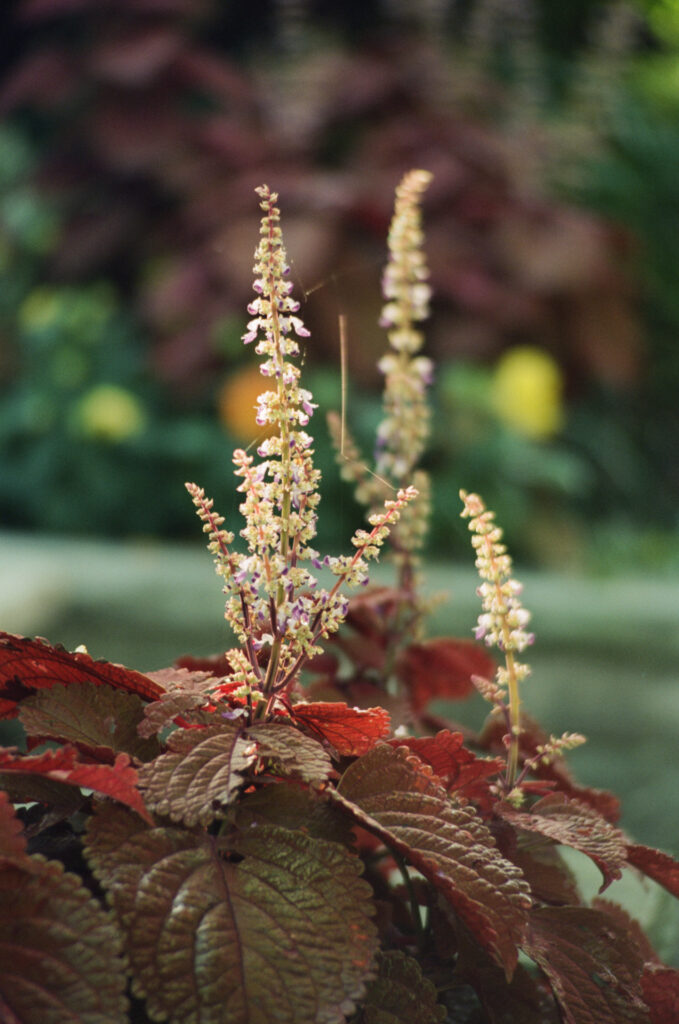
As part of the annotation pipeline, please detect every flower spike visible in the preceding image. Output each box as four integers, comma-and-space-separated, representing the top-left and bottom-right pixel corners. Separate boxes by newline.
186, 185, 415, 718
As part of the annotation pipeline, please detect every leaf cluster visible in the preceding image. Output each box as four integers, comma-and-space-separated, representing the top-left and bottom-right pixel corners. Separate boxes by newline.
1, 625, 678, 1024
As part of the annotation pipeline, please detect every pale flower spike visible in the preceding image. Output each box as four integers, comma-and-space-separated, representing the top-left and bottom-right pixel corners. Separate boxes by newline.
186, 186, 415, 719
329, 170, 433, 596
460, 489, 585, 797
460, 489, 532, 792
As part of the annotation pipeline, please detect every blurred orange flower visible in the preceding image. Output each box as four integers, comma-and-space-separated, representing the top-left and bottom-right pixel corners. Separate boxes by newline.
217, 365, 275, 442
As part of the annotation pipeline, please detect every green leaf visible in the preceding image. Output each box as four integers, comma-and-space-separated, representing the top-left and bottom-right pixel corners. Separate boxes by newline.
358, 951, 446, 1024
19, 681, 160, 761
85, 803, 378, 1024
525, 906, 649, 1024
334, 744, 531, 977
247, 722, 333, 782
0, 856, 128, 1024
137, 724, 258, 826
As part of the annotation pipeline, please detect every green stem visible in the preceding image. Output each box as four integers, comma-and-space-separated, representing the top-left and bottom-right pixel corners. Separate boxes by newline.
505, 649, 520, 790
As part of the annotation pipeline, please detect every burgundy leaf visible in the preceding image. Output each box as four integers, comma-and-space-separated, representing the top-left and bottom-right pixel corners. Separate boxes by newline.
0, 746, 152, 823
0, 859, 128, 1024
0, 791, 27, 865
334, 744, 531, 976
0, 632, 164, 718
19, 681, 160, 762
496, 793, 627, 891
510, 845, 581, 907
247, 722, 333, 783
641, 964, 679, 1024
137, 724, 257, 826
525, 906, 648, 1024
359, 950, 446, 1023
388, 730, 502, 804
625, 843, 679, 900
137, 690, 215, 738
396, 637, 496, 712
455, 926, 561, 1024
85, 804, 377, 1024
291, 701, 391, 756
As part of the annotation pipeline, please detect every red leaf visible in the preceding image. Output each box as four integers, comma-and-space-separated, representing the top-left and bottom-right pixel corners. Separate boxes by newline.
0, 632, 165, 718
290, 702, 390, 756
388, 730, 502, 807
396, 637, 496, 712
0, 747, 152, 823
641, 964, 679, 1024
625, 844, 679, 900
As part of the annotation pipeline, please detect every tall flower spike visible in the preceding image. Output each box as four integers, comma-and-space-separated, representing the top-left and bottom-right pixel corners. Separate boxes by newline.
376, 168, 433, 486
460, 490, 534, 791
330, 169, 433, 593
187, 186, 415, 720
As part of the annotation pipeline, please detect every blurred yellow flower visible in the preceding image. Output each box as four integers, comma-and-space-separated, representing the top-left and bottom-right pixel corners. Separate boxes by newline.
491, 346, 564, 440
19, 287, 62, 332
217, 365, 275, 442
73, 385, 147, 442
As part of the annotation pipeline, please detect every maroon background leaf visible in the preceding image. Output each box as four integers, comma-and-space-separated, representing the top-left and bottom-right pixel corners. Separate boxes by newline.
0, 746, 152, 823
641, 965, 679, 1024
625, 843, 679, 900
396, 637, 496, 712
291, 701, 391, 756
0, 632, 165, 718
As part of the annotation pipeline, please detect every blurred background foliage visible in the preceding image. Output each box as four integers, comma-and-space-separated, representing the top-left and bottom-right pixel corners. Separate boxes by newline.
0, 0, 678, 570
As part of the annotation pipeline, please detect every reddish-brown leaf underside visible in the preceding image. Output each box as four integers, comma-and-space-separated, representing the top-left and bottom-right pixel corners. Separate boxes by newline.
396, 637, 496, 712
387, 730, 502, 805
641, 964, 679, 1024
0, 746, 152, 823
334, 743, 531, 977
0, 790, 27, 864
0, 631, 164, 718
496, 793, 627, 891
525, 905, 649, 1024
0, 857, 128, 1023
625, 843, 679, 899
290, 701, 391, 756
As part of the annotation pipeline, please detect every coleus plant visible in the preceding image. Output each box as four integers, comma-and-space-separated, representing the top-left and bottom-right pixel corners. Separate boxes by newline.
0, 179, 678, 1024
